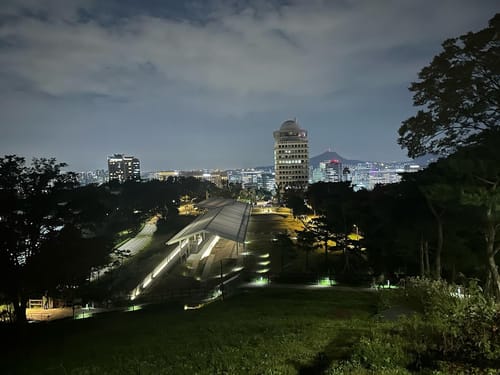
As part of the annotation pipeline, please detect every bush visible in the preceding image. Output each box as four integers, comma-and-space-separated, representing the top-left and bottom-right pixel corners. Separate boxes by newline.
326, 360, 411, 375
375, 277, 500, 370
352, 333, 414, 371
399, 277, 500, 362
433, 361, 500, 375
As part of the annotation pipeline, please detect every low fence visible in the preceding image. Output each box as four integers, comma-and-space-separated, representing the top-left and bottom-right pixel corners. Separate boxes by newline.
28, 299, 43, 308
28, 298, 69, 309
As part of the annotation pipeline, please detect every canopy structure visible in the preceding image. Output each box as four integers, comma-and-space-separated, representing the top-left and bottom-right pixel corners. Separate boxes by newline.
167, 199, 251, 245
195, 197, 236, 210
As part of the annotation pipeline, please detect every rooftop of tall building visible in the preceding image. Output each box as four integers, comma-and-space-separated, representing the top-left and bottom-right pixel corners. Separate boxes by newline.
280, 119, 301, 132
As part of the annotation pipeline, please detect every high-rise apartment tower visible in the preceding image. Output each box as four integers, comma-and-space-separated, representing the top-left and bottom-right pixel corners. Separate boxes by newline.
273, 119, 309, 194
108, 154, 141, 183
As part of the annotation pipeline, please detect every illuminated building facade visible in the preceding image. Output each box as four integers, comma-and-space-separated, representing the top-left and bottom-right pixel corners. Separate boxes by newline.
323, 159, 343, 183
273, 119, 309, 194
108, 154, 141, 183
154, 170, 228, 189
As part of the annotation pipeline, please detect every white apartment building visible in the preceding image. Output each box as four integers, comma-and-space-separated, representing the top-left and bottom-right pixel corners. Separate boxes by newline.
108, 154, 141, 183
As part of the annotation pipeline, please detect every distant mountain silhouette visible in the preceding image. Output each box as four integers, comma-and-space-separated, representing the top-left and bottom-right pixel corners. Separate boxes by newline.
255, 150, 438, 170
255, 151, 365, 170
309, 151, 365, 168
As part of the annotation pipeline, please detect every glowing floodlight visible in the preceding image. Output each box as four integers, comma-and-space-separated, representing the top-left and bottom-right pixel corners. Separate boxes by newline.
252, 276, 270, 285
126, 305, 143, 312
317, 277, 337, 287
184, 304, 203, 310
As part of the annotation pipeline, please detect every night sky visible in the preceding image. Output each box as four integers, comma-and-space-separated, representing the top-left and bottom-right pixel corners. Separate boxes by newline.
0, 1, 498, 171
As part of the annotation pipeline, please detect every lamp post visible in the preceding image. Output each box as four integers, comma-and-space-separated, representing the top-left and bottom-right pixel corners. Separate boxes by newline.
220, 259, 224, 301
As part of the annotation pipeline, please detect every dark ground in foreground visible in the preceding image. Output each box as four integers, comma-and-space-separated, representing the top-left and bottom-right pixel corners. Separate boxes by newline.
2, 288, 378, 374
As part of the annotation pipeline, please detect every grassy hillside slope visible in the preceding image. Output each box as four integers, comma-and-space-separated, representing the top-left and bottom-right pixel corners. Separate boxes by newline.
4, 288, 377, 374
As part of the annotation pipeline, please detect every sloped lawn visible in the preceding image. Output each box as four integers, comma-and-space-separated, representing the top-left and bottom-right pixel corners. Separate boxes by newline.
3, 289, 377, 374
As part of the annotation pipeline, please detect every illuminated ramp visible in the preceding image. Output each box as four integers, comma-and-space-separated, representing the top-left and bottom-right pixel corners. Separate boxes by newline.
130, 200, 250, 300
186, 234, 220, 276
167, 200, 251, 246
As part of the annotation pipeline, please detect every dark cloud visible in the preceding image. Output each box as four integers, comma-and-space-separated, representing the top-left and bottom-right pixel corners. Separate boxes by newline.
0, 0, 498, 170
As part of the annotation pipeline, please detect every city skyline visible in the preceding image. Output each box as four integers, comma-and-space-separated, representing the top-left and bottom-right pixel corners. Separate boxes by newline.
0, 1, 498, 171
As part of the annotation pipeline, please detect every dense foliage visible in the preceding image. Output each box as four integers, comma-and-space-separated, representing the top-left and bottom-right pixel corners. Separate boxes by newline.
0, 156, 109, 323
398, 13, 499, 158
302, 128, 499, 298
343, 278, 500, 374
0, 156, 225, 323
297, 14, 500, 299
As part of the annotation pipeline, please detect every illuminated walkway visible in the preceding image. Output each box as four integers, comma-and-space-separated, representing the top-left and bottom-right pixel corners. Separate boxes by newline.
130, 237, 195, 301
90, 215, 159, 281
115, 216, 159, 258
129, 199, 251, 300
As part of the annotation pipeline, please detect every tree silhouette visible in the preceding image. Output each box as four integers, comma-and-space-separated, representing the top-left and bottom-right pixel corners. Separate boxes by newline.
444, 129, 500, 299
306, 216, 334, 270
273, 232, 295, 273
398, 14, 499, 158
296, 228, 318, 271
0, 156, 110, 323
402, 162, 461, 279
284, 190, 309, 217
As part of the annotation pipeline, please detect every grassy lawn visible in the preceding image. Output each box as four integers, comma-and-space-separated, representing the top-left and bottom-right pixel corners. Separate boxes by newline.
246, 213, 345, 277
3, 288, 378, 374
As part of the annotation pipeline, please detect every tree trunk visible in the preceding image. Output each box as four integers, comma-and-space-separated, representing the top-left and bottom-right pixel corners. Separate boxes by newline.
343, 248, 350, 271
343, 235, 350, 271
485, 271, 492, 294
305, 249, 309, 271
485, 207, 500, 300
12, 294, 27, 325
324, 237, 328, 267
426, 197, 444, 279
281, 250, 284, 273
486, 247, 500, 300
420, 237, 425, 276
424, 240, 430, 277
435, 218, 443, 279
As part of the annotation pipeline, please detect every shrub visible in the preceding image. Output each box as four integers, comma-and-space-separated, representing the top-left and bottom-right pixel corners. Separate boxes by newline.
377, 277, 500, 366
433, 361, 500, 375
351, 332, 414, 371
326, 359, 411, 375
400, 277, 500, 362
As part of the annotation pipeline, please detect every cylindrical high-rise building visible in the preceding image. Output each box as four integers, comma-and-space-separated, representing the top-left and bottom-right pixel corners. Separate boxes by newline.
273, 119, 309, 195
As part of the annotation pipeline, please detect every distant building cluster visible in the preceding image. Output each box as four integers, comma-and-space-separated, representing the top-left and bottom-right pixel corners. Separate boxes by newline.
311, 159, 349, 184
108, 154, 141, 183
75, 120, 422, 192
310, 160, 420, 190
349, 162, 420, 191
227, 169, 275, 191
76, 169, 108, 186
152, 170, 228, 189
